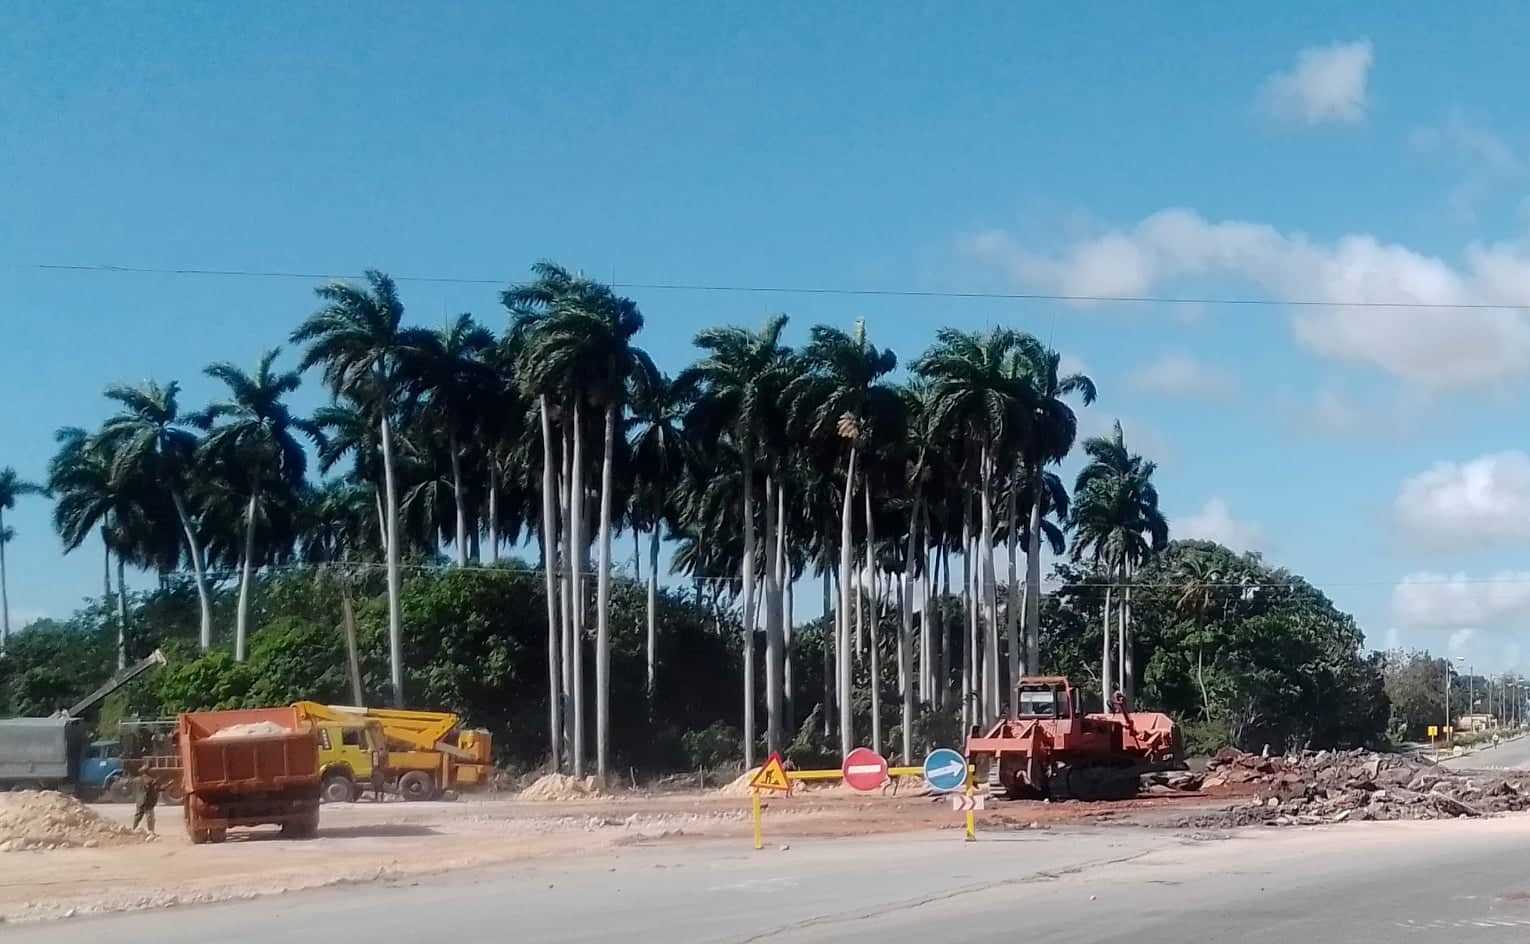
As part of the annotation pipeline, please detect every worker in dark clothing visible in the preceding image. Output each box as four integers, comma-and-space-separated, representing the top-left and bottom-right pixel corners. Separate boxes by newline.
131, 772, 160, 834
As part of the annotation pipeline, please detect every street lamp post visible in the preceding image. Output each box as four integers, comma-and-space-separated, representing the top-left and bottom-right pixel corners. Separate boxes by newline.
1446, 656, 1465, 743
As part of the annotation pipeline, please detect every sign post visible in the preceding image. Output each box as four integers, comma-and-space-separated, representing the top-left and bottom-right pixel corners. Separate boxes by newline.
747, 752, 792, 850
964, 762, 977, 842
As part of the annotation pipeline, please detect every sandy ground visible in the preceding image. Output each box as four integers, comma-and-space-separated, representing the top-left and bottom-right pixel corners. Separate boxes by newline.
0, 784, 1251, 925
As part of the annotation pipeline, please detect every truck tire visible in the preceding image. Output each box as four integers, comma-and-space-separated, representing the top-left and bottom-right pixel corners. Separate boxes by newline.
280, 808, 320, 839
321, 774, 356, 804
105, 774, 132, 803
398, 770, 435, 801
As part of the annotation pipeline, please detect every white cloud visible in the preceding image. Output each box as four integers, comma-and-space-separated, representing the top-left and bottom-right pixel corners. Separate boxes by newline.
1395, 451, 1530, 548
1260, 40, 1373, 126
1448, 628, 1477, 654
1127, 351, 1236, 397
1178, 498, 1264, 553
1284, 385, 1421, 440
1412, 112, 1525, 223
1392, 571, 1530, 629
964, 208, 1530, 389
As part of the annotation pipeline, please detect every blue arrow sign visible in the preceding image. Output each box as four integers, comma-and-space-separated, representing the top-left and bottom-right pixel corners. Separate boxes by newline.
923, 748, 968, 793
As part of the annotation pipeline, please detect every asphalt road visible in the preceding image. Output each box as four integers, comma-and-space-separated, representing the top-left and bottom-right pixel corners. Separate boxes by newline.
11, 816, 1530, 943
1444, 734, 1530, 770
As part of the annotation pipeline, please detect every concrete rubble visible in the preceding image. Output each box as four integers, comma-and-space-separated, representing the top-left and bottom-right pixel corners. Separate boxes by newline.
1168, 747, 1530, 829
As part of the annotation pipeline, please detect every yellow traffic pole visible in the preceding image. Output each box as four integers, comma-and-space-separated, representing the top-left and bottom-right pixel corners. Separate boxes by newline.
964, 766, 976, 842
752, 789, 763, 850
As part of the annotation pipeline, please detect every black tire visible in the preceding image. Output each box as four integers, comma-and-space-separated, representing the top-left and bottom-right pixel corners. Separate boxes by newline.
398, 770, 435, 802
321, 775, 356, 804
280, 809, 320, 839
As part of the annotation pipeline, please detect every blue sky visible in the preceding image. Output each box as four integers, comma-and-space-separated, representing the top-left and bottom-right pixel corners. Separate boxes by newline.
5, 2, 1530, 673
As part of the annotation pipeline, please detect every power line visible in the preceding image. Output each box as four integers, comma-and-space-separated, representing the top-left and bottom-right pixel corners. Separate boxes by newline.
26, 262, 1530, 312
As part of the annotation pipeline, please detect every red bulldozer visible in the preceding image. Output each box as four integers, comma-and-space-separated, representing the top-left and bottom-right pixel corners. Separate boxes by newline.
966, 676, 1183, 800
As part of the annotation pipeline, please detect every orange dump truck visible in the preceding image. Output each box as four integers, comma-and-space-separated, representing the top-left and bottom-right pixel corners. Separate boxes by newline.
178, 707, 321, 844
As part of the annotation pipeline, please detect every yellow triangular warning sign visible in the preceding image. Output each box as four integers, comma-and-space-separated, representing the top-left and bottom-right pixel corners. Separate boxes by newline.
749, 752, 792, 792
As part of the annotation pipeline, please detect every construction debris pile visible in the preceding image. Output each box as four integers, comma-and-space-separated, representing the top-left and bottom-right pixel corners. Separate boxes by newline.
0, 791, 148, 852
1172, 748, 1530, 829
206, 720, 288, 740
517, 773, 605, 802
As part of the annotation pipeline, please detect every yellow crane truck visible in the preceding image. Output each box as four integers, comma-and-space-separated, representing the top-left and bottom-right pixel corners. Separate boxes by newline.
292, 702, 493, 802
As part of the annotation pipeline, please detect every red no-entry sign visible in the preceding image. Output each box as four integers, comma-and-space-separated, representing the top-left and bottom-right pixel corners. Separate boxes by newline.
842, 747, 889, 791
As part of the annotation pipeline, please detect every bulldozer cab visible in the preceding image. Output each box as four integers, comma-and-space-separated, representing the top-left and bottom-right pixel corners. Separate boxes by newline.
1014, 678, 1077, 720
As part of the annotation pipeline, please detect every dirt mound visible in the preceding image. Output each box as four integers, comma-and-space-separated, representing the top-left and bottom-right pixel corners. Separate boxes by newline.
518, 773, 604, 801
715, 767, 762, 797
0, 791, 149, 852
1169, 747, 1530, 829
206, 721, 288, 740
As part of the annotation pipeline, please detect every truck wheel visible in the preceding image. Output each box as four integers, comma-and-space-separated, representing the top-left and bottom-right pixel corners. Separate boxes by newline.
321, 775, 356, 804
398, 771, 435, 801
280, 809, 320, 839
105, 774, 132, 803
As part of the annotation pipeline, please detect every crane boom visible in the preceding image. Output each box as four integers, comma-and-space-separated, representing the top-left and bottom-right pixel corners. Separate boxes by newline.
62, 649, 167, 718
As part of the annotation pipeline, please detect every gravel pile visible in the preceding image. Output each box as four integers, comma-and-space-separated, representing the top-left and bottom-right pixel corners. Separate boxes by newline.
206, 721, 288, 740
0, 790, 149, 852
517, 773, 604, 801
1170, 747, 1530, 828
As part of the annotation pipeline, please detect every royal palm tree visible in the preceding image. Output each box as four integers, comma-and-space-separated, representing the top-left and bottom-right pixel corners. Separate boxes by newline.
915, 328, 1029, 725
1071, 421, 1168, 701
685, 316, 801, 764
518, 271, 654, 785
292, 270, 423, 706
195, 348, 317, 661
397, 314, 496, 567
0, 467, 47, 646
627, 371, 691, 701
97, 380, 215, 649
788, 321, 901, 756
1011, 339, 1094, 678
679, 315, 793, 767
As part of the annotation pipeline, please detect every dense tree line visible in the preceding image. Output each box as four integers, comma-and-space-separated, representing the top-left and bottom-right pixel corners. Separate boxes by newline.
1, 263, 1403, 775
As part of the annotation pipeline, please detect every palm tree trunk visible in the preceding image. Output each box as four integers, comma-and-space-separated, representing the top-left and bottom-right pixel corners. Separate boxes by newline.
930, 538, 943, 710
0, 508, 9, 647
646, 513, 660, 703
979, 447, 999, 724
488, 466, 499, 564
595, 401, 617, 785
1025, 467, 1043, 681
169, 488, 214, 652
764, 475, 784, 755
374, 488, 388, 555
822, 533, 834, 738
961, 498, 973, 735
865, 479, 880, 755
837, 445, 858, 757
569, 402, 586, 777
539, 396, 563, 772
559, 437, 574, 768
103, 528, 112, 601
341, 579, 365, 705
740, 436, 757, 771
905, 495, 922, 710
1123, 559, 1136, 702
778, 486, 793, 733
1005, 475, 1019, 713
449, 428, 468, 567
116, 553, 129, 670
234, 490, 258, 662
1101, 582, 1114, 707
377, 414, 406, 706
900, 526, 914, 764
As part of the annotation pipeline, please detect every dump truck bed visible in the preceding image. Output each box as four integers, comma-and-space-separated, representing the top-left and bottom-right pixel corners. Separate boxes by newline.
177, 707, 320, 843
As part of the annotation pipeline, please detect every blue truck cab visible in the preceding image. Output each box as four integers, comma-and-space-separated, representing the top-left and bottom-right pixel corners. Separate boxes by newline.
79, 739, 125, 797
